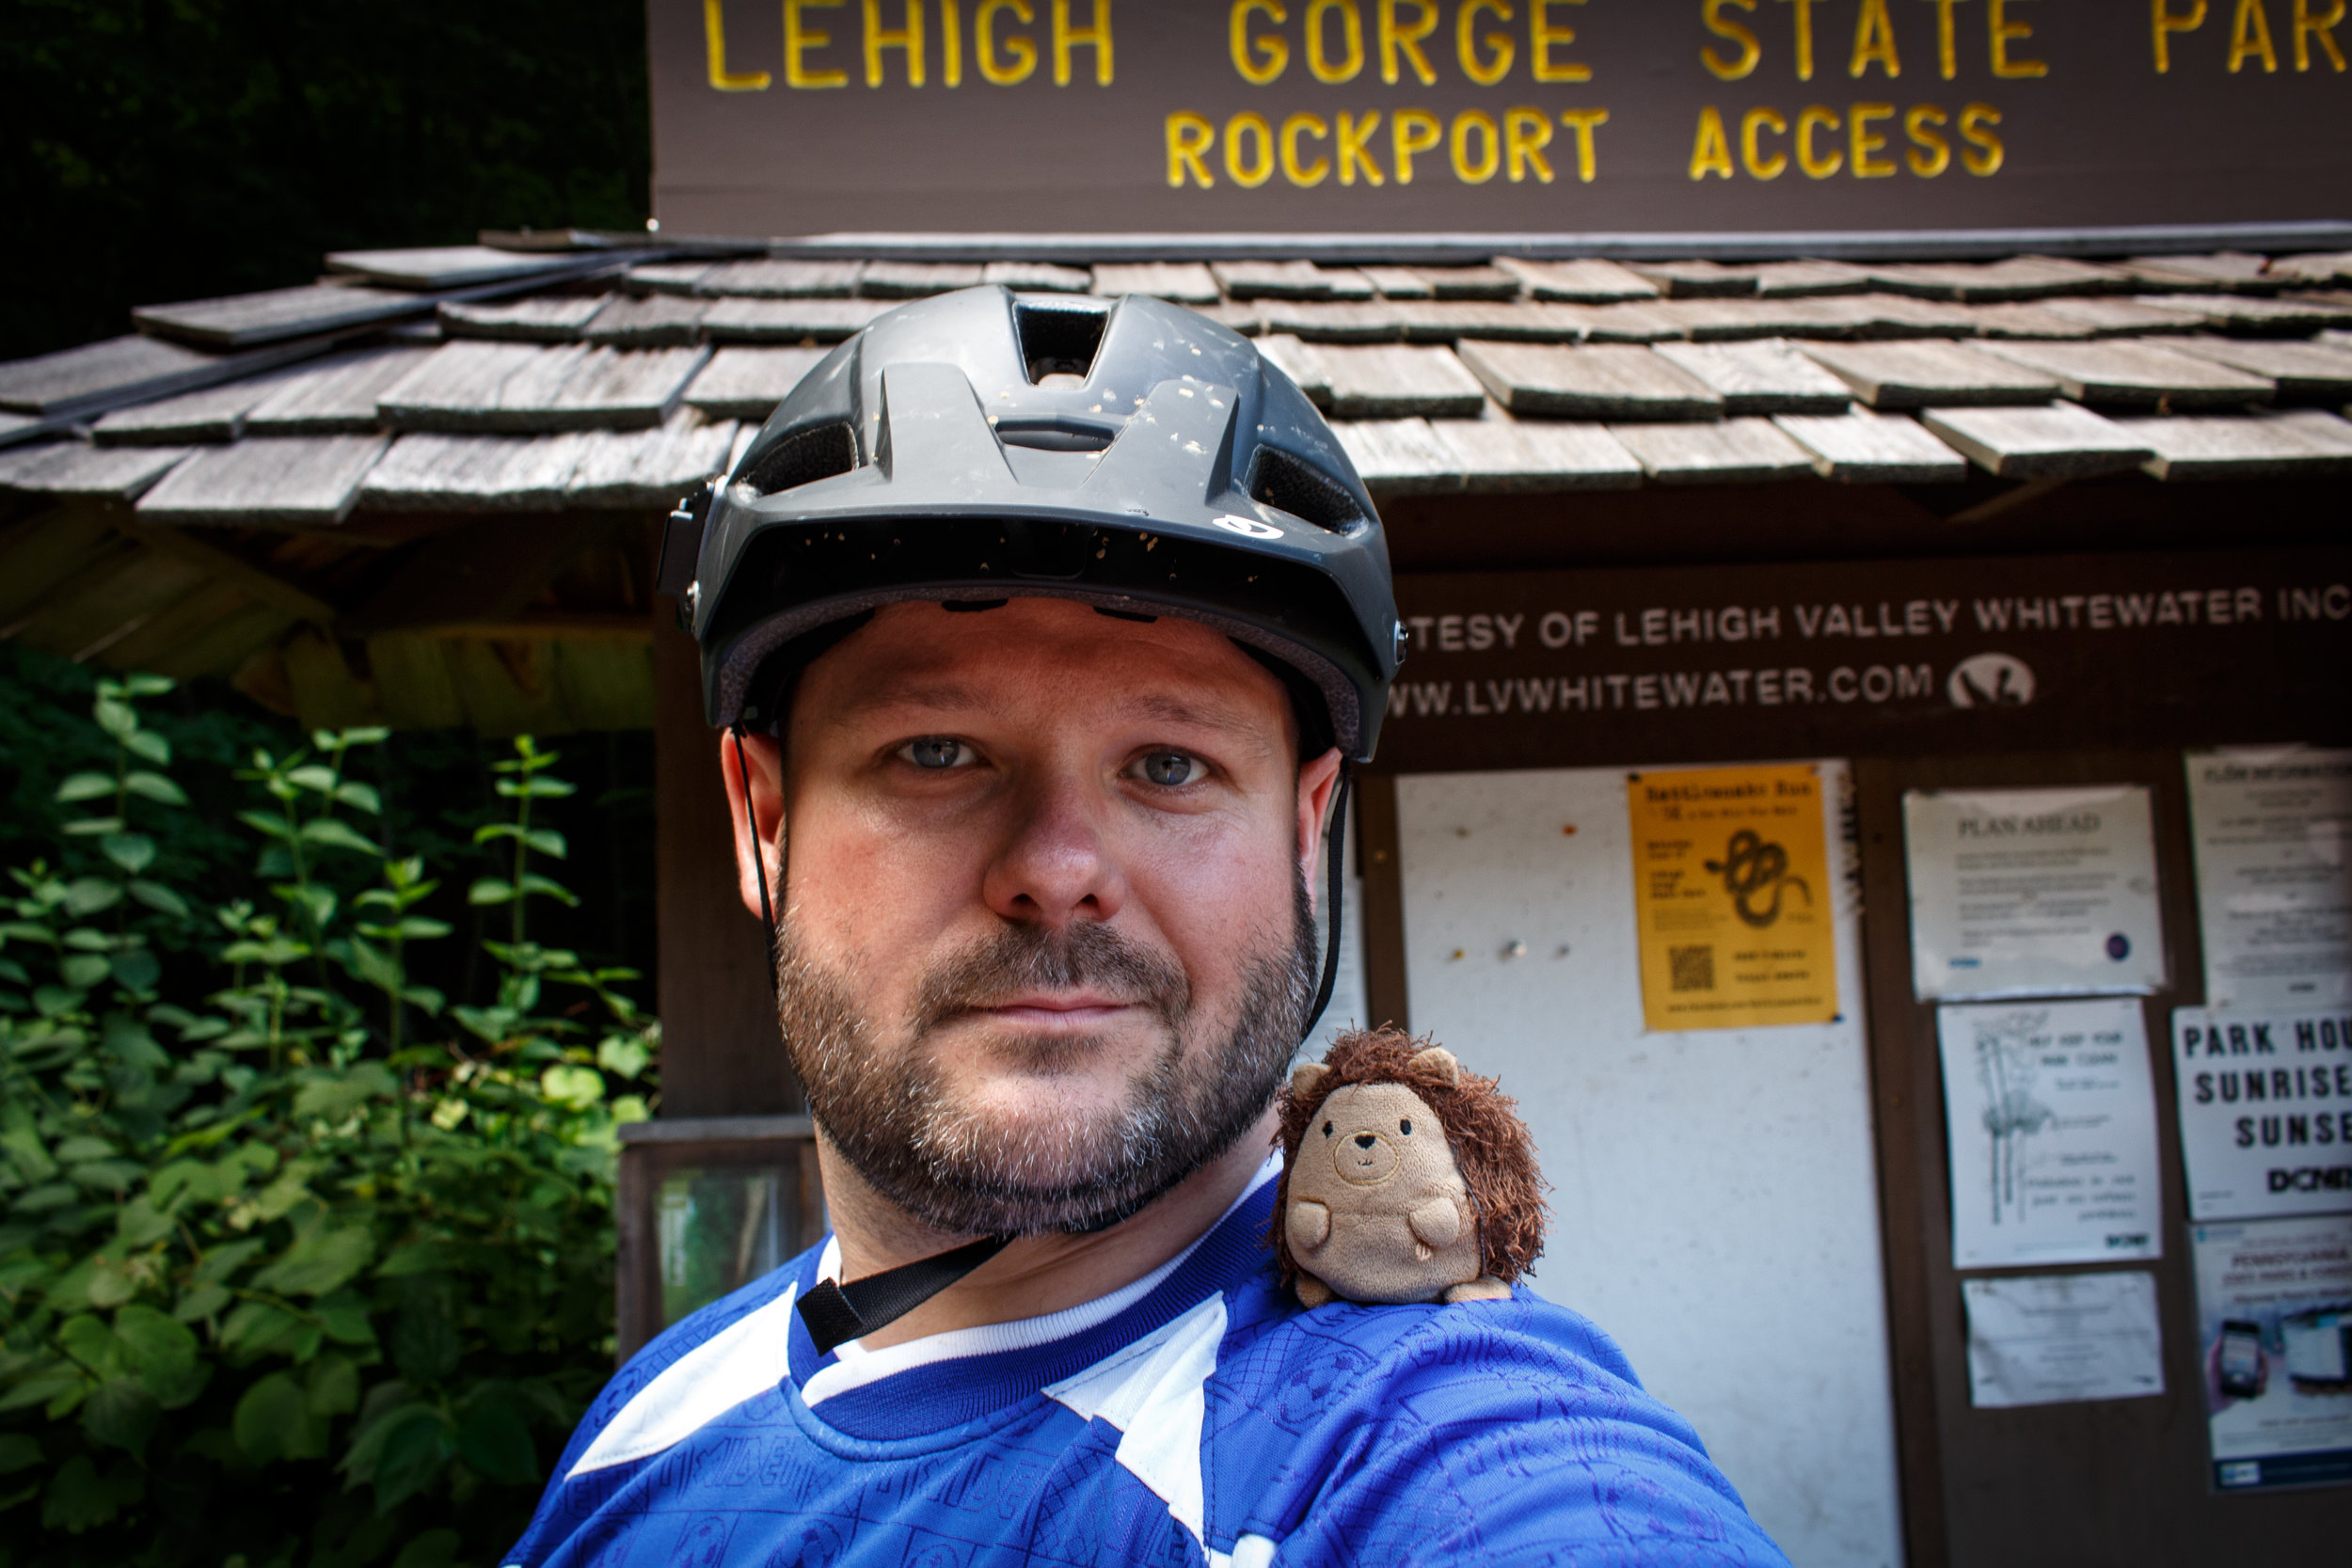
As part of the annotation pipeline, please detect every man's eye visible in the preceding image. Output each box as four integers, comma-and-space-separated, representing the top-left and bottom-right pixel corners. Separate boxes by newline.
1139, 751, 1203, 787
899, 737, 972, 770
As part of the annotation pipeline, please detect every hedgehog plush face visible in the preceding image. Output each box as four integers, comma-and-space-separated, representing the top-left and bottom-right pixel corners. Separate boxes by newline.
1275, 1027, 1548, 1309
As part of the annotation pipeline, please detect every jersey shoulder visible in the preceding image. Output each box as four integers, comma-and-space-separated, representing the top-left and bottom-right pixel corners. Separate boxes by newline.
1203, 1275, 1789, 1567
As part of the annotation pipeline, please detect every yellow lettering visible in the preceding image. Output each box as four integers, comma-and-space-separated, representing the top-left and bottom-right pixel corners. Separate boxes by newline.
1392, 107, 1442, 182
1691, 105, 1736, 179
943, 0, 962, 83
1705, 0, 1762, 79
1852, 0, 1901, 73
1338, 110, 1388, 182
1779, 0, 1824, 79
1380, 0, 1440, 83
1282, 111, 1332, 183
1227, 111, 1276, 184
1850, 101, 1897, 173
2153, 0, 2208, 71
1168, 112, 1216, 185
1904, 103, 1950, 173
978, 0, 1037, 82
1797, 104, 1843, 175
1052, 0, 1112, 85
1451, 109, 1502, 182
1458, 0, 1516, 84
1232, 0, 1289, 84
2231, 0, 2281, 67
1742, 106, 1789, 177
1923, 0, 1969, 78
2298, 0, 2348, 67
1559, 107, 1609, 180
1505, 107, 1556, 181
705, 0, 773, 88
1531, 0, 1591, 81
787, 0, 850, 87
865, 0, 926, 86
1307, 0, 1366, 81
1990, 0, 2046, 75
1960, 101, 2003, 172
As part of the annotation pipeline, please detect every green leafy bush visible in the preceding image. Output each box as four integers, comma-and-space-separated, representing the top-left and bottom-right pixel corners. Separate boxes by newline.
0, 677, 657, 1568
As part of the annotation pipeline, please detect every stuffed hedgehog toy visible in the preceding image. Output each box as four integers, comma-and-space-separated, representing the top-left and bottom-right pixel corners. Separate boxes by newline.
1276, 1027, 1548, 1307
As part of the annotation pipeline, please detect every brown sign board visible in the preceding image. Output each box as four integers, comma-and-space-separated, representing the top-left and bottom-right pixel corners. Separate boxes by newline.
1373, 548, 2352, 773
651, 1, 2352, 238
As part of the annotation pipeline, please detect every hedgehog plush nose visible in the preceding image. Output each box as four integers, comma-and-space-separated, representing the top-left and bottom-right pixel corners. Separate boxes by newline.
1353, 1133, 1376, 1149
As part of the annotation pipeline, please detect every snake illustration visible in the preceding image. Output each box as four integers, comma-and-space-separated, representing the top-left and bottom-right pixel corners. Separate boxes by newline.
1705, 829, 1813, 928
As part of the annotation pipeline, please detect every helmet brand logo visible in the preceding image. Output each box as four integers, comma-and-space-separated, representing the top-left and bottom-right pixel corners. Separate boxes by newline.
1212, 515, 1284, 540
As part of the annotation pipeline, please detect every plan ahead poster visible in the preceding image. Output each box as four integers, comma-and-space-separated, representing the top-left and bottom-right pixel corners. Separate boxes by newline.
1904, 784, 2168, 1002
1626, 764, 1837, 1033
2192, 1214, 2352, 1494
1938, 998, 2162, 1270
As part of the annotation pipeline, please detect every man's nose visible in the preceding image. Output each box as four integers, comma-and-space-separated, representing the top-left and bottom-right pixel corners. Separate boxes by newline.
980, 774, 1127, 930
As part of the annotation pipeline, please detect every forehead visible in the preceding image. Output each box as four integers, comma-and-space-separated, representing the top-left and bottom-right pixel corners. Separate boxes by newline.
795, 596, 1295, 739
1322, 1082, 1441, 1121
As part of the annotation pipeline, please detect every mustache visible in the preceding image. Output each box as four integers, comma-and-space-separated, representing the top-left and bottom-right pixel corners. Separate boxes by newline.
907, 919, 1192, 1042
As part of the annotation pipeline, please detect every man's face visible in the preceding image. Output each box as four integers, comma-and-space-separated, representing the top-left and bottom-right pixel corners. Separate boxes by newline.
740, 597, 1341, 1237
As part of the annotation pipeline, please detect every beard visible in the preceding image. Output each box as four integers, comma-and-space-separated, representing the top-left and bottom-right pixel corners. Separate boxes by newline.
773, 880, 1319, 1238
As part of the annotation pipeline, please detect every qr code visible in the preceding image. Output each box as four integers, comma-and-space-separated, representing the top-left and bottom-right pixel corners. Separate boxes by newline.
1669, 944, 1715, 992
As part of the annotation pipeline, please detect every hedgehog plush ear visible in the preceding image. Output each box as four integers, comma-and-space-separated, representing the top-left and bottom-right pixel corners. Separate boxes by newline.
1407, 1046, 1461, 1085
1290, 1061, 1331, 1100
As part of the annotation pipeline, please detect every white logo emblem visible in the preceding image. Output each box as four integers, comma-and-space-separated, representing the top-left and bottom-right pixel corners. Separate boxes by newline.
1210, 514, 1283, 540
1947, 653, 2036, 708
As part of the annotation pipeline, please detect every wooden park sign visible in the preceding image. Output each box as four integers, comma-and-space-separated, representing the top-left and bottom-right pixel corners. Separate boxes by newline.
651, 1, 2352, 238
1374, 546, 2352, 773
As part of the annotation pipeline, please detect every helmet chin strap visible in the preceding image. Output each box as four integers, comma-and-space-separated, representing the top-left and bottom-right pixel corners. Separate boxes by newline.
773, 750, 1354, 1357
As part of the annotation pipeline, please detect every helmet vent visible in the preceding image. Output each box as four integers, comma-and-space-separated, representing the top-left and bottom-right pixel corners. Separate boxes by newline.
1249, 448, 1365, 533
1015, 298, 1110, 384
741, 422, 859, 497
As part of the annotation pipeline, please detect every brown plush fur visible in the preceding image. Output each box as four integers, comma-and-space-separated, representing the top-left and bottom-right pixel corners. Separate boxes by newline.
1274, 1027, 1548, 1290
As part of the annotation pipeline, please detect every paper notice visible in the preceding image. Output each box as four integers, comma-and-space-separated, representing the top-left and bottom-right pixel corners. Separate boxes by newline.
1963, 1272, 2166, 1408
2185, 748, 2352, 1012
1903, 784, 2167, 1001
1940, 998, 2163, 1269
1626, 763, 1839, 1032
2192, 1214, 2352, 1492
2170, 1007, 2352, 1221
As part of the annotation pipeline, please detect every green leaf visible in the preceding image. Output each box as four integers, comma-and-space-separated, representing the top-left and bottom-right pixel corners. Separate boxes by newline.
390, 1528, 461, 1568
315, 1289, 376, 1347
396, 917, 452, 941
391, 1302, 460, 1386
63, 879, 121, 917
496, 776, 577, 799
53, 773, 118, 804
59, 1314, 127, 1379
237, 809, 292, 842
59, 954, 110, 989
0, 1434, 40, 1475
92, 697, 138, 740
538, 1064, 604, 1110
56, 1134, 116, 1162
220, 1300, 307, 1361
116, 1304, 198, 1381
517, 874, 580, 907
110, 948, 161, 992
339, 726, 391, 746
341, 933, 404, 991
457, 1396, 537, 1485
62, 816, 123, 836
250, 1224, 374, 1298
121, 771, 189, 807
173, 1283, 230, 1323
466, 879, 516, 907
292, 1063, 398, 1122
40, 1453, 141, 1533
307, 1353, 360, 1417
123, 729, 170, 766
334, 781, 383, 815
233, 1370, 322, 1463
126, 879, 190, 918
299, 816, 381, 856
370, 1406, 454, 1513
120, 673, 175, 697
116, 1197, 175, 1248
100, 834, 156, 875
524, 828, 567, 859
596, 1034, 652, 1080
80, 1376, 161, 1454
287, 766, 340, 794
0, 1364, 87, 1415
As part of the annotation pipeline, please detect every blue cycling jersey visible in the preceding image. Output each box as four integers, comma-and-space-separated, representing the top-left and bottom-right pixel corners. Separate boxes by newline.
508, 1157, 1788, 1567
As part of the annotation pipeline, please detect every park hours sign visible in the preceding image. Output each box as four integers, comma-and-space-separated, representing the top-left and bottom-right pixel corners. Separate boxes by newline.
650, 1, 2352, 238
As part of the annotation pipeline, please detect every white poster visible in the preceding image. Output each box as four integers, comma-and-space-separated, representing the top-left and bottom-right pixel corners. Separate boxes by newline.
1903, 785, 2168, 1001
1963, 1272, 2166, 1409
1939, 998, 2163, 1269
2185, 748, 2352, 1012
2191, 1213, 2352, 1492
2172, 1007, 2352, 1221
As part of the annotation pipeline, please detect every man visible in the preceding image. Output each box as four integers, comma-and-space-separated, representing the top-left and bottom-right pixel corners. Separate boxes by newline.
509, 287, 1788, 1566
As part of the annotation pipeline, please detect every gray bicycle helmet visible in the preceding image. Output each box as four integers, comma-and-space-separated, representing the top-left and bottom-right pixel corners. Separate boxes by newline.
663, 285, 1404, 764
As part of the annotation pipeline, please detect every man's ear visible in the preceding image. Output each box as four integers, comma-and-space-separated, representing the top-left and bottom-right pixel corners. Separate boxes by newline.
719, 729, 786, 921
1295, 748, 1345, 914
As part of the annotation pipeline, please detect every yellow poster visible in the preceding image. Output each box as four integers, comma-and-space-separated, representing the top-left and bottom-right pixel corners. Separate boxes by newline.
1628, 764, 1839, 1032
